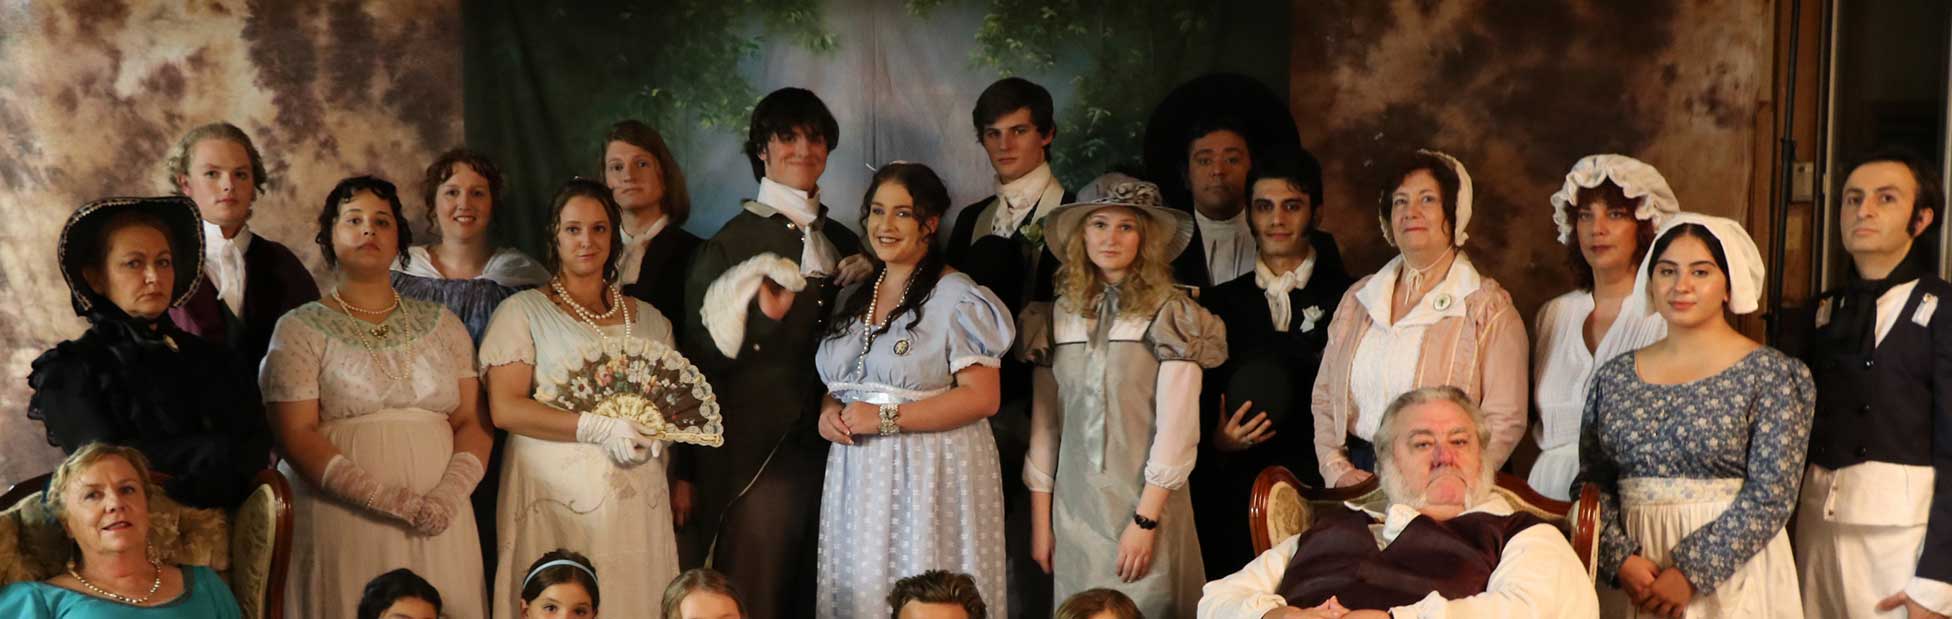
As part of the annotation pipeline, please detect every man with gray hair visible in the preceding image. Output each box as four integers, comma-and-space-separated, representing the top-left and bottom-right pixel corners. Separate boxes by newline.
1198, 387, 1597, 618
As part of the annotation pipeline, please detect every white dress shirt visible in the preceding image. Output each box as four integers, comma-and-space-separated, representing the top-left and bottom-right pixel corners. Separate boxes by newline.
755, 177, 840, 277
1197, 495, 1600, 619
1196, 208, 1257, 284
615, 214, 670, 285
201, 219, 253, 318
1804, 279, 1952, 611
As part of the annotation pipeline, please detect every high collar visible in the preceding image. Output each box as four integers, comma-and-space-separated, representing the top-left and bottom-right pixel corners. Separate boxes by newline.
1255, 254, 1316, 293
1356, 253, 1483, 327
1363, 493, 1515, 546
201, 218, 253, 253
1194, 207, 1251, 239
997, 162, 1056, 211
756, 177, 820, 227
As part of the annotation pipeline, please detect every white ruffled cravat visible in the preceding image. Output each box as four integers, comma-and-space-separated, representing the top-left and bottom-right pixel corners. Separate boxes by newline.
1254, 256, 1315, 332
756, 177, 840, 277
990, 162, 1055, 237
201, 219, 253, 318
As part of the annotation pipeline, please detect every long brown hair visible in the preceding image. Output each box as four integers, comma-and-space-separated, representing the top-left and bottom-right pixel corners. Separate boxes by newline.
825, 163, 951, 338
602, 120, 693, 226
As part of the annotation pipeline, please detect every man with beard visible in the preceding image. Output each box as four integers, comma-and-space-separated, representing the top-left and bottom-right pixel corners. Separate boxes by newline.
1197, 386, 1597, 618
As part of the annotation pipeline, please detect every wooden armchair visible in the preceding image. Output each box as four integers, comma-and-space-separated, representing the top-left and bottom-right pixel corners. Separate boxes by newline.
1247, 466, 1601, 581
1, 469, 294, 619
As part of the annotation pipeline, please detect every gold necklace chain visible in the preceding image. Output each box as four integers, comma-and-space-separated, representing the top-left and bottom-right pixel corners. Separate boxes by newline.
552, 277, 632, 343
67, 557, 163, 606
331, 288, 409, 383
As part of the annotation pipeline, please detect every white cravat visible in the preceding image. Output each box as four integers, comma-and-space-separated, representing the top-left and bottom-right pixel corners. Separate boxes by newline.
201, 219, 253, 318
1196, 208, 1257, 284
756, 177, 840, 277
616, 214, 669, 285
990, 162, 1055, 237
1254, 255, 1316, 332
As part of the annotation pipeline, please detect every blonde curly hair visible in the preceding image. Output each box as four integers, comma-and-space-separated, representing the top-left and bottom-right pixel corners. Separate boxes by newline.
1054, 206, 1179, 320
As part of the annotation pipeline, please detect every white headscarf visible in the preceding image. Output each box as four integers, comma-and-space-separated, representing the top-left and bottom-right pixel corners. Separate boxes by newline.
1629, 212, 1767, 315
1549, 154, 1681, 244
1379, 149, 1473, 247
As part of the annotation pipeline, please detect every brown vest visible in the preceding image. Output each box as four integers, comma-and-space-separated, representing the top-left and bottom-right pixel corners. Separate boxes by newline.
1276, 505, 1546, 610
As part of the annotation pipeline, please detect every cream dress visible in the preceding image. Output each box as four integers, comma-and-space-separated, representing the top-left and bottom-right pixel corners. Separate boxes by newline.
479, 289, 679, 619
262, 299, 485, 619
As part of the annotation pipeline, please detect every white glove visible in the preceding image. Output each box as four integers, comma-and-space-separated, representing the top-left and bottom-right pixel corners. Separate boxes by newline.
576, 413, 655, 466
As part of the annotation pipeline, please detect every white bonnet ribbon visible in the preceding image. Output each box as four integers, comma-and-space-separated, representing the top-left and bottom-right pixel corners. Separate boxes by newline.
1381, 150, 1474, 247
1550, 154, 1681, 244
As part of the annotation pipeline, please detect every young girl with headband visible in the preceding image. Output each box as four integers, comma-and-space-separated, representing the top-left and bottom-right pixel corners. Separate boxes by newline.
520, 549, 600, 618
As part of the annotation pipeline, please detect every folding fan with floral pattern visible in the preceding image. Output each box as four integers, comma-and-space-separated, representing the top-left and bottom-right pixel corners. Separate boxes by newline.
536, 338, 723, 447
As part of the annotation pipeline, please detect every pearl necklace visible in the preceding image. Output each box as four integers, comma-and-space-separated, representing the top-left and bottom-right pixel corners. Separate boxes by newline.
67, 557, 163, 606
331, 288, 410, 383
552, 277, 632, 342
854, 267, 913, 377
332, 288, 402, 339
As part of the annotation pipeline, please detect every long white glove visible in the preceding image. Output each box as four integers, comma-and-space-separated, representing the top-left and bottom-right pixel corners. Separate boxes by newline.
320, 455, 424, 525
576, 413, 656, 466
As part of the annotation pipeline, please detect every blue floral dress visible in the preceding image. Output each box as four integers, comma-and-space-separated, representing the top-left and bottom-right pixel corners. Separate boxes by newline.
1579, 346, 1814, 618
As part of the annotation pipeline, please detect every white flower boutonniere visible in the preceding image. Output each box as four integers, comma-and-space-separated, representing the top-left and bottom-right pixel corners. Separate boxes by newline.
1020, 218, 1046, 250
1300, 305, 1325, 333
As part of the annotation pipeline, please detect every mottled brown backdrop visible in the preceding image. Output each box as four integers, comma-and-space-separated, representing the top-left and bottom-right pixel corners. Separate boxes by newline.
0, 1, 462, 489
1291, 0, 1770, 319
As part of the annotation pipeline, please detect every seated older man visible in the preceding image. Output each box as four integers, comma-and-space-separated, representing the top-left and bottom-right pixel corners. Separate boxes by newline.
1198, 386, 1598, 619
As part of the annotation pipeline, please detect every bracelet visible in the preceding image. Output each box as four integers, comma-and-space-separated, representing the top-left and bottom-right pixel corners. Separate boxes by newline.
1133, 512, 1158, 530
878, 403, 902, 436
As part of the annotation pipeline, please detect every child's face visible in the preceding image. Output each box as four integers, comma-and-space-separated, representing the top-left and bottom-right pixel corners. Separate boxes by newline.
522, 583, 596, 618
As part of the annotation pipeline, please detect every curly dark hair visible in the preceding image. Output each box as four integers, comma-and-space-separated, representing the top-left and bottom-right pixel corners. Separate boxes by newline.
1561, 180, 1657, 290
356, 568, 443, 619
886, 570, 986, 619
315, 175, 413, 269
540, 178, 626, 283
825, 163, 952, 339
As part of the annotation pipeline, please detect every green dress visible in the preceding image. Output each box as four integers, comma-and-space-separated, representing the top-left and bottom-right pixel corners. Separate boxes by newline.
0, 566, 241, 619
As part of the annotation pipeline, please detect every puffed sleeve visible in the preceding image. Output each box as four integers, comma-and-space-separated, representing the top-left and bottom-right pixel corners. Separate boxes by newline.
1145, 295, 1228, 369
947, 281, 1017, 374
25, 343, 115, 451
259, 314, 324, 403
478, 293, 537, 370
437, 309, 477, 380
1143, 296, 1225, 490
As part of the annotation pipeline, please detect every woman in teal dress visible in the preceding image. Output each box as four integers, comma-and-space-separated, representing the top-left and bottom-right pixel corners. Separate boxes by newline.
0, 444, 241, 618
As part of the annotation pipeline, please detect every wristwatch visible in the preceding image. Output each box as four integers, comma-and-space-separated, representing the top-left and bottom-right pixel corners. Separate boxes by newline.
878, 403, 902, 436
1133, 512, 1159, 530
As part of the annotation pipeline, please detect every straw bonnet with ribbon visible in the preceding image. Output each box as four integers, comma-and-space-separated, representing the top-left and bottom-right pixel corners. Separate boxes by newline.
1549, 154, 1682, 245
1379, 149, 1474, 247
56, 196, 205, 318
1042, 172, 1195, 265
1625, 212, 1766, 316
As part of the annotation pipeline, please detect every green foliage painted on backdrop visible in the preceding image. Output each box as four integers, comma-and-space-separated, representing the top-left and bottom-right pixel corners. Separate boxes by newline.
911, 0, 1286, 191
464, 0, 839, 254
467, 0, 1283, 255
